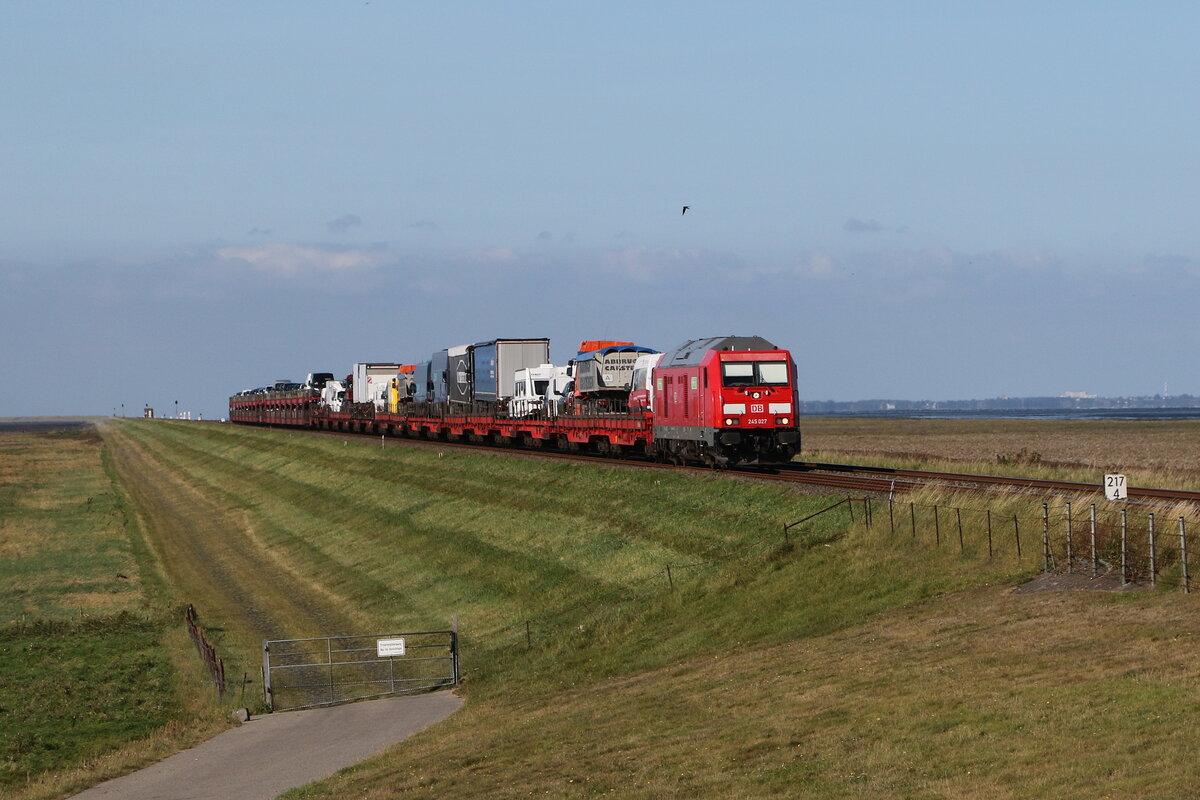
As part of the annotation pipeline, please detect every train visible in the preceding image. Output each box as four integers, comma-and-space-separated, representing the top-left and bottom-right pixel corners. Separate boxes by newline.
229, 334, 801, 466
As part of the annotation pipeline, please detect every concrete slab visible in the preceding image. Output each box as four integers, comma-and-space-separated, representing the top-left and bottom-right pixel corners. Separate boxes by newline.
69, 692, 462, 800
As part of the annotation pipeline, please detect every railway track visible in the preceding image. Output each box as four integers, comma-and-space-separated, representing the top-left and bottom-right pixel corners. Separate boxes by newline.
294, 424, 1200, 505
780, 462, 1200, 504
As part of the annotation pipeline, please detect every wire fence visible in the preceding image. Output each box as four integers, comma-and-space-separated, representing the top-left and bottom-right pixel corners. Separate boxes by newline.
879, 498, 1196, 592
505, 495, 1198, 651
184, 604, 226, 696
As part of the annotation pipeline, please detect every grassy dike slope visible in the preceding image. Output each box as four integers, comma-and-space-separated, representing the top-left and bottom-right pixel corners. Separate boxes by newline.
101, 421, 1200, 798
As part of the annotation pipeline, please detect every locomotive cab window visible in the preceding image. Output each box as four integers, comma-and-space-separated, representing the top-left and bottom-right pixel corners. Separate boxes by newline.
721, 361, 790, 387
721, 363, 755, 386
758, 362, 789, 386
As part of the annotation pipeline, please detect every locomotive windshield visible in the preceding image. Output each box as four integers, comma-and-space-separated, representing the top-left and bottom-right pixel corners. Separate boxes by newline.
721, 361, 790, 387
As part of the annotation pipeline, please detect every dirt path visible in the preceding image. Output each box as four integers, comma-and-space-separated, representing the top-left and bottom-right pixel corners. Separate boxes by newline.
68, 691, 462, 800
101, 425, 362, 658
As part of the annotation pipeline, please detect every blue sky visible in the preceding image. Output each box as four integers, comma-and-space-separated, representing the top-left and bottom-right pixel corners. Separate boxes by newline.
3, 2, 1198, 418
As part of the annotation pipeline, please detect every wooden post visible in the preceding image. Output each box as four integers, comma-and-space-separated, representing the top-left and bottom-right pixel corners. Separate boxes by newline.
1120, 509, 1129, 584
1148, 513, 1156, 585
934, 506, 941, 547
956, 508, 964, 552
1180, 517, 1191, 594
910, 503, 916, 538
1065, 502, 1074, 574
1042, 503, 1051, 573
889, 498, 895, 536
665, 563, 674, 589
526, 620, 532, 650
1090, 504, 1098, 578
1013, 515, 1022, 562
986, 509, 993, 559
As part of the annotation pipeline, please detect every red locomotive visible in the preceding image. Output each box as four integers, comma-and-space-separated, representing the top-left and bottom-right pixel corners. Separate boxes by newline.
229, 334, 800, 466
650, 336, 799, 465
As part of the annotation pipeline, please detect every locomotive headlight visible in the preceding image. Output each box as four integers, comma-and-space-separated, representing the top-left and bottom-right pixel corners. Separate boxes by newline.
724, 417, 735, 426
751, 391, 761, 399
776, 416, 790, 425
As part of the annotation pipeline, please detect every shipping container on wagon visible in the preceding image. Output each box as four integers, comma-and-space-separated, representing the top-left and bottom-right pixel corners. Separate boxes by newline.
573, 344, 659, 397
471, 338, 552, 403
430, 350, 450, 404
352, 363, 403, 410
447, 344, 473, 406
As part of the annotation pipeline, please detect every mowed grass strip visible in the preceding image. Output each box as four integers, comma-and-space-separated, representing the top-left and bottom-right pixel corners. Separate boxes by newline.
0, 428, 142, 621
0, 425, 208, 798
114, 421, 822, 642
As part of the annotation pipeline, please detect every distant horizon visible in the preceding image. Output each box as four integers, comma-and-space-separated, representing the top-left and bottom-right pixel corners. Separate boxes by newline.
6, 389, 1200, 425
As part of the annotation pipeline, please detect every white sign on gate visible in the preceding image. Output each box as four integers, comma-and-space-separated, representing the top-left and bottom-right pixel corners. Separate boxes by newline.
376, 637, 406, 657
1104, 474, 1127, 501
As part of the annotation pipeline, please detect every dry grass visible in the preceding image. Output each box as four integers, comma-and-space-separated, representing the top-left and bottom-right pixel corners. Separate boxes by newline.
291, 585, 1200, 800
802, 417, 1200, 490
0, 427, 142, 620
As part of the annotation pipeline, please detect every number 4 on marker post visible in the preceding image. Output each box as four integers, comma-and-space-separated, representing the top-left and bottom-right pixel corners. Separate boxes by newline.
1104, 473, 1127, 501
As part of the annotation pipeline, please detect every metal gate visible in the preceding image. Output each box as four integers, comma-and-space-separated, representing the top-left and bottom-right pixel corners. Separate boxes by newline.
262, 630, 458, 712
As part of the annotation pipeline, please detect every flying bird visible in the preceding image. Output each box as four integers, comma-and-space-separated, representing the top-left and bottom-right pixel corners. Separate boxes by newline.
682, 205, 690, 215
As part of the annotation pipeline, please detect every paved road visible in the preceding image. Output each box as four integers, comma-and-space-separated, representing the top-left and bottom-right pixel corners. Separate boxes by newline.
70, 692, 462, 800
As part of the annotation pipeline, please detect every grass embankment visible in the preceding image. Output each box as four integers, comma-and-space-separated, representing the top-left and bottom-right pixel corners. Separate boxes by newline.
0, 425, 226, 800
91, 420, 1200, 798
803, 416, 1200, 491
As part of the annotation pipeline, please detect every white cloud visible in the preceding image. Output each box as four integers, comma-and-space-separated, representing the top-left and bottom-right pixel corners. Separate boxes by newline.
217, 243, 392, 275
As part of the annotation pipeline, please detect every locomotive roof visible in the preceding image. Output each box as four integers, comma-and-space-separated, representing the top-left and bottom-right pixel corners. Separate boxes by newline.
659, 336, 778, 368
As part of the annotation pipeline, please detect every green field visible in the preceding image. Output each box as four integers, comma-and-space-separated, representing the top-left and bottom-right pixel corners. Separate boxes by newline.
8, 419, 1200, 799
0, 425, 210, 798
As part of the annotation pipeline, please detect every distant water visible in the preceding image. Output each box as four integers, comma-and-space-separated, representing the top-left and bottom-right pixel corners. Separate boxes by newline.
806, 408, 1200, 421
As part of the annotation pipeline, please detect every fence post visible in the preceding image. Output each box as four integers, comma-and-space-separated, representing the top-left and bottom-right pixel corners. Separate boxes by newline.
665, 563, 674, 589
1120, 509, 1129, 584
262, 642, 273, 711
864, 498, 872, 529
327, 637, 335, 705
526, 620, 532, 650
847, 496, 854, 523
986, 509, 993, 559
1065, 502, 1074, 574
1148, 513, 1156, 585
910, 503, 916, 538
956, 508, 964, 552
889, 497, 895, 536
1090, 504, 1098, 578
1013, 516, 1022, 562
934, 506, 941, 547
1180, 517, 1191, 594
1042, 503, 1051, 573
